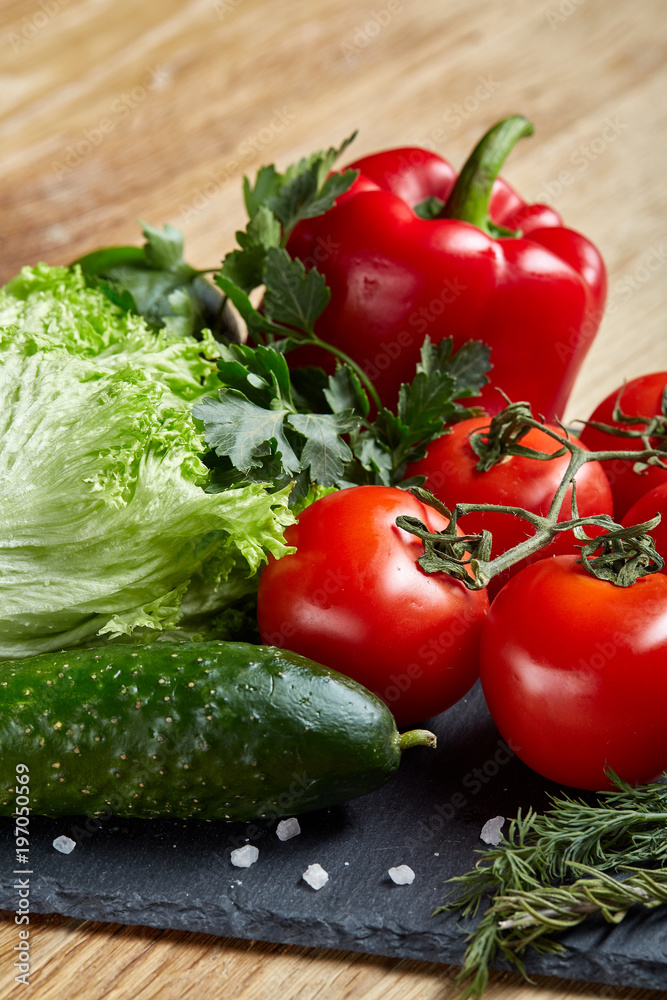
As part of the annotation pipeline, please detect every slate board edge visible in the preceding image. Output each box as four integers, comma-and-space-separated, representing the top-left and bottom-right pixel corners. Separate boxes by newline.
2, 882, 665, 993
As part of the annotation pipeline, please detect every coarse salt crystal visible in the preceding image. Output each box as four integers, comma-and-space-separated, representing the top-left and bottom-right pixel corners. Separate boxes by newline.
276, 817, 301, 841
302, 863, 328, 890
480, 816, 505, 846
388, 864, 415, 885
53, 835, 76, 854
230, 844, 259, 868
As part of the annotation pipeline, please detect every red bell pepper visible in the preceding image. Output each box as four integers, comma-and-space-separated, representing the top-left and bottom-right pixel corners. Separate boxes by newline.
287, 116, 607, 421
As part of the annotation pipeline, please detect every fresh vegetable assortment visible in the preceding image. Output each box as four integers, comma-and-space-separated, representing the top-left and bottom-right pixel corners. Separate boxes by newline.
1, 116, 667, 995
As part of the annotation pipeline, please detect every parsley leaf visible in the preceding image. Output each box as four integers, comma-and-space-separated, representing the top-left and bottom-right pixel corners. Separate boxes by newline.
222, 206, 282, 294
267, 132, 358, 236
380, 336, 489, 469
141, 221, 190, 271
195, 336, 491, 503
262, 248, 330, 336
420, 335, 491, 403
352, 337, 491, 480
217, 247, 333, 347
72, 222, 237, 341
219, 133, 358, 308
214, 342, 293, 406
244, 165, 281, 217
193, 343, 364, 500
268, 164, 358, 236
196, 392, 303, 476
323, 364, 370, 420
289, 411, 358, 484
397, 366, 458, 446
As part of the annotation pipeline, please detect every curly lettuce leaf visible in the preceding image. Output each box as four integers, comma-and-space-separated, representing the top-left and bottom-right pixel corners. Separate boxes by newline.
0, 264, 221, 403
0, 268, 294, 658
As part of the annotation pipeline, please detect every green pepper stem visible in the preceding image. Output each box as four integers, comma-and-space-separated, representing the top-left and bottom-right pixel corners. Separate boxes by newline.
440, 115, 535, 236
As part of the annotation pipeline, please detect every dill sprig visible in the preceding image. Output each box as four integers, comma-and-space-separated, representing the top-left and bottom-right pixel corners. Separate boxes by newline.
436, 770, 667, 998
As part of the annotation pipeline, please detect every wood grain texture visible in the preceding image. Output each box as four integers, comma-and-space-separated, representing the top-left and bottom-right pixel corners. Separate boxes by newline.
1, 0, 667, 997
1, 910, 666, 1000
1, 0, 667, 424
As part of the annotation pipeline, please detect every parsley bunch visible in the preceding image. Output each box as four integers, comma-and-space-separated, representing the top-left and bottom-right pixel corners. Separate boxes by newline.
73, 222, 237, 340
193, 135, 490, 503
194, 335, 489, 503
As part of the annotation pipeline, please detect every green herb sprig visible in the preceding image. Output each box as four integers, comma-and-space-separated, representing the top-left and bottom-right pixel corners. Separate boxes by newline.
438, 771, 667, 998
192, 137, 491, 503
194, 335, 489, 504
220, 131, 358, 294
213, 133, 391, 411
73, 222, 236, 340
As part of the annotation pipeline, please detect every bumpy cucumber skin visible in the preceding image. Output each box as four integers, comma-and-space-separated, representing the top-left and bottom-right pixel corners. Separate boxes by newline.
0, 641, 403, 822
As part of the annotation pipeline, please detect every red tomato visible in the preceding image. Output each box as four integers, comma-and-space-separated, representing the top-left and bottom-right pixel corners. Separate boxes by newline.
256, 485, 489, 726
479, 555, 667, 790
578, 371, 667, 519
622, 481, 667, 572
406, 417, 613, 599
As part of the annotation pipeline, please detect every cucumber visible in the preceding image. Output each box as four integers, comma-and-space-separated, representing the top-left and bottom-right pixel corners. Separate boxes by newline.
0, 641, 435, 822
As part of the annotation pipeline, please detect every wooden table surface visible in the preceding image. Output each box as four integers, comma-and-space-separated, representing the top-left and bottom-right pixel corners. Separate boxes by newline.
1, 0, 667, 997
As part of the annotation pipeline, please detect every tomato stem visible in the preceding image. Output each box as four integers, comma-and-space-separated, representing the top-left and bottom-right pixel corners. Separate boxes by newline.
399, 401, 667, 589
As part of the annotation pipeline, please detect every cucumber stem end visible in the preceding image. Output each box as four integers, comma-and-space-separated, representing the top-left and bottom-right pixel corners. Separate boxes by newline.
398, 729, 437, 751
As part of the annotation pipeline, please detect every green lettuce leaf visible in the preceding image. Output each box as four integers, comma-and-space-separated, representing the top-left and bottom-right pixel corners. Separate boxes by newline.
0, 266, 294, 658
0, 264, 221, 403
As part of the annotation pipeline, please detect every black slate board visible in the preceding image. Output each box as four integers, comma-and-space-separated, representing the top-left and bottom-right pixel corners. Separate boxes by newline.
2, 681, 666, 991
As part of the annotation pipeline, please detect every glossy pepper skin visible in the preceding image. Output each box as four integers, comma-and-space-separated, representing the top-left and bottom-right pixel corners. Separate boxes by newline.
287, 117, 607, 422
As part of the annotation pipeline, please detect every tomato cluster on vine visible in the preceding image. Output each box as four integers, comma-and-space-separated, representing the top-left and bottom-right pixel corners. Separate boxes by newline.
258, 373, 667, 791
